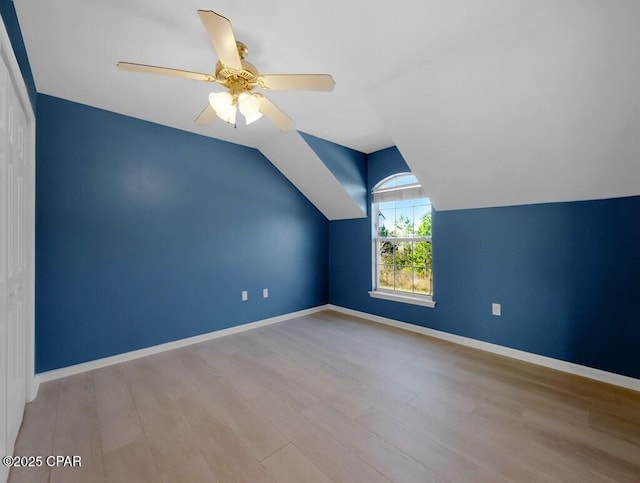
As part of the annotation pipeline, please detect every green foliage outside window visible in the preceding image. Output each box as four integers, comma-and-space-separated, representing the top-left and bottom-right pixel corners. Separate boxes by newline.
378, 211, 432, 295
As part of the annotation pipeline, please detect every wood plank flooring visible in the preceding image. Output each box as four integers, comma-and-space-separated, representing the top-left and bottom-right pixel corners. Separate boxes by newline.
9, 310, 640, 482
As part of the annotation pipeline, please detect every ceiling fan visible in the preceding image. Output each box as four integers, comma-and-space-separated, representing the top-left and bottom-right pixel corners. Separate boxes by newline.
117, 10, 335, 130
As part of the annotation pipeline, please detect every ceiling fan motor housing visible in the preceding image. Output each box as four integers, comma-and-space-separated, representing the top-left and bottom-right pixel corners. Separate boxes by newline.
215, 59, 259, 94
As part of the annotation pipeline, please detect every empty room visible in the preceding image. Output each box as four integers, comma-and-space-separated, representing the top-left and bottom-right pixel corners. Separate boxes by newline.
1, 0, 639, 482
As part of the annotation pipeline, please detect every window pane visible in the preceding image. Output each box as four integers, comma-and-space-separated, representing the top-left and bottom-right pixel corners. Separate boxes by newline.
395, 241, 413, 262
414, 241, 432, 270
414, 241, 432, 295
414, 204, 431, 237
378, 174, 418, 189
378, 264, 394, 290
377, 240, 395, 291
394, 202, 414, 236
378, 240, 396, 265
414, 268, 433, 295
394, 265, 413, 292
378, 206, 394, 237
394, 199, 416, 209
392, 242, 413, 292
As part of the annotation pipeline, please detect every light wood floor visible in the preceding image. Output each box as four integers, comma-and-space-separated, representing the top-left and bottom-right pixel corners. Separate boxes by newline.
9, 310, 640, 482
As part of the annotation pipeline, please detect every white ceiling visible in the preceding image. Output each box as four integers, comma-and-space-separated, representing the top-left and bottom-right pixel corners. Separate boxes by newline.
369, 0, 640, 210
13, 0, 537, 153
371, 0, 640, 210
13, 0, 640, 211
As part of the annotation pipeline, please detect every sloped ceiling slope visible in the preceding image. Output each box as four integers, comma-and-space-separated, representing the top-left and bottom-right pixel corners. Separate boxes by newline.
260, 131, 365, 220
369, 0, 640, 210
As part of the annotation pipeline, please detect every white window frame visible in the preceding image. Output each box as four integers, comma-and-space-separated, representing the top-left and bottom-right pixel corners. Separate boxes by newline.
369, 173, 436, 308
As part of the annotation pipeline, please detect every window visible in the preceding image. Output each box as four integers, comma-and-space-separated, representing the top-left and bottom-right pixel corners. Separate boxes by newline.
370, 173, 435, 307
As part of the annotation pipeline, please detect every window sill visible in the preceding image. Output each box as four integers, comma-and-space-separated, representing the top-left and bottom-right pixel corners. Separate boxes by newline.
368, 291, 436, 308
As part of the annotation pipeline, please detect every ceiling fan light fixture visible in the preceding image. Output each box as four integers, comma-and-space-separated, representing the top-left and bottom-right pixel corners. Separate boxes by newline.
244, 112, 263, 125
209, 91, 236, 124
238, 92, 263, 125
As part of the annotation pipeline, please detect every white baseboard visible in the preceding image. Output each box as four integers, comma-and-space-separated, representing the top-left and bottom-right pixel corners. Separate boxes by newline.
35, 305, 329, 385
327, 304, 640, 393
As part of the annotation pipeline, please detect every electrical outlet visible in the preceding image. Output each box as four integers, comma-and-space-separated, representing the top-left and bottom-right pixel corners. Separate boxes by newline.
242, 291, 248, 301
263, 288, 269, 298
492, 303, 501, 316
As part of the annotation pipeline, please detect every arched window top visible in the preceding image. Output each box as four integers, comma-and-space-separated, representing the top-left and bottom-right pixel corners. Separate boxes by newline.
372, 173, 426, 204
374, 173, 419, 191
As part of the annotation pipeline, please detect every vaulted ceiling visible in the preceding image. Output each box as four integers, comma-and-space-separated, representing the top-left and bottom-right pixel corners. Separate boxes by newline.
14, 0, 640, 213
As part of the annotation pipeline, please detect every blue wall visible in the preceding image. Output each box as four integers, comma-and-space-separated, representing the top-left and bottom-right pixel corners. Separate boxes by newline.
36, 94, 328, 372
0, 0, 36, 108
300, 131, 368, 214
329, 147, 640, 379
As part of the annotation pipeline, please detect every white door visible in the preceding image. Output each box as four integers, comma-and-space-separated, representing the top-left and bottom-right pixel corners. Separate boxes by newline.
5, 58, 27, 448
0, 17, 34, 483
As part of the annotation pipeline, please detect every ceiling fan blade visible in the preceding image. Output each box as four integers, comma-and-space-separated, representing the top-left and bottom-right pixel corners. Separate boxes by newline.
117, 62, 215, 82
197, 10, 242, 70
257, 96, 295, 131
259, 74, 335, 91
195, 104, 217, 125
